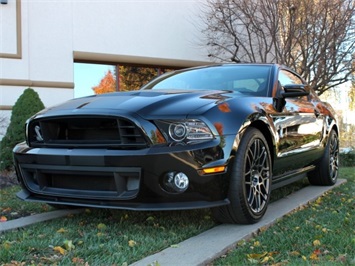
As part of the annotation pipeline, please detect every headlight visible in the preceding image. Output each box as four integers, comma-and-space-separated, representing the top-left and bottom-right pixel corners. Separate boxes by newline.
156, 119, 214, 144
169, 123, 187, 141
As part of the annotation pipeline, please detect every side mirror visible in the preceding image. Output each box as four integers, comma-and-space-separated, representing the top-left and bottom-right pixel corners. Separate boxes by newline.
273, 84, 309, 112
282, 84, 309, 98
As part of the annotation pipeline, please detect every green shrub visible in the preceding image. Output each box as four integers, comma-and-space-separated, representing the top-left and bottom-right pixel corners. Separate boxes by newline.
340, 151, 355, 167
0, 88, 45, 171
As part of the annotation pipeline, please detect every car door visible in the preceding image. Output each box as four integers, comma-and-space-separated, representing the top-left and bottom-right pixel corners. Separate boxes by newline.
272, 69, 324, 175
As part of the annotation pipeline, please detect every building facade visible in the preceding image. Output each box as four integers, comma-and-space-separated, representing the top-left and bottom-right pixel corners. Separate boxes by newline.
0, 0, 212, 139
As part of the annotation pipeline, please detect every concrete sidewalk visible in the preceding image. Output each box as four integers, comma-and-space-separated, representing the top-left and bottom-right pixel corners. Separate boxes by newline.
0, 208, 84, 232
131, 179, 346, 266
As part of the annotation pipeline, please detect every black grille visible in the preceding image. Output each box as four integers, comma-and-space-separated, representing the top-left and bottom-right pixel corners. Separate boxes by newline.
19, 164, 141, 200
28, 116, 148, 149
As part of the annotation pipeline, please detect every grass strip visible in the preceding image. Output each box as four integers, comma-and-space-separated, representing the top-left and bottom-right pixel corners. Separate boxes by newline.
0, 204, 215, 265
212, 167, 355, 265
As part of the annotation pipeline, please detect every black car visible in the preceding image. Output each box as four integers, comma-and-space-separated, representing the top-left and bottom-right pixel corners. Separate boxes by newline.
13, 64, 339, 224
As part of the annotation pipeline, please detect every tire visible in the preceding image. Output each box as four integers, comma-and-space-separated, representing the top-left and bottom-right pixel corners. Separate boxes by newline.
308, 129, 339, 186
213, 127, 272, 224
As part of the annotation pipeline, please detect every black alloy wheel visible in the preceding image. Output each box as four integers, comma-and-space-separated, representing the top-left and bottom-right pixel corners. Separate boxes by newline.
308, 129, 339, 186
213, 127, 272, 224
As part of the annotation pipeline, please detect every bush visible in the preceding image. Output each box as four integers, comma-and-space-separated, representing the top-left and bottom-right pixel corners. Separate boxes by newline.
0, 88, 45, 171
340, 152, 355, 167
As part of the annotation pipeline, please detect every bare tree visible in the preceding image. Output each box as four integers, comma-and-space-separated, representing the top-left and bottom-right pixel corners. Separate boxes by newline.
0, 113, 9, 139
202, 0, 355, 95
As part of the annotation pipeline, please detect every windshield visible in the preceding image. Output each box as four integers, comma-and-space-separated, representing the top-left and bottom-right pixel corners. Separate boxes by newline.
142, 65, 272, 96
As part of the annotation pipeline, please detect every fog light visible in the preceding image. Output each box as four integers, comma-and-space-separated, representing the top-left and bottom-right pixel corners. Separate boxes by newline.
163, 172, 189, 193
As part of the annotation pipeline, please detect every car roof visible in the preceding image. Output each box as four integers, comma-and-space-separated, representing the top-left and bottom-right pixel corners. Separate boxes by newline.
175, 63, 281, 72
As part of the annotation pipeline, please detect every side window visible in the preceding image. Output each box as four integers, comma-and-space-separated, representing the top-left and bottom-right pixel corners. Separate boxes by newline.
232, 79, 260, 92
279, 70, 303, 86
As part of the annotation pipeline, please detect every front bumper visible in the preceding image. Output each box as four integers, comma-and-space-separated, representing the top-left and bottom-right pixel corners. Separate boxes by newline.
13, 140, 232, 210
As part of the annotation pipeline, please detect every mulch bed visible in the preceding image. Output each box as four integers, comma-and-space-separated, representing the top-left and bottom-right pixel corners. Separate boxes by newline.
0, 170, 18, 189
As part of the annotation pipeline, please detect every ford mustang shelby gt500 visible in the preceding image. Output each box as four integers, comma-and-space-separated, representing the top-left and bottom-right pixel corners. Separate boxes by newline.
13, 64, 339, 224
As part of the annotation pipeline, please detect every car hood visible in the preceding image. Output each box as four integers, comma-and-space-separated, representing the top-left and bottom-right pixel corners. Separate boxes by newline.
38, 90, 233, 118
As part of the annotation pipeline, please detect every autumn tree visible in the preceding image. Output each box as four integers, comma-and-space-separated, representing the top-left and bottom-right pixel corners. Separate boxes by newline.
117, 66, 164, 91
202, 0, 355, 95
0, 114, 8, 138
92, 70, 116, 94
92, 66, 172, 94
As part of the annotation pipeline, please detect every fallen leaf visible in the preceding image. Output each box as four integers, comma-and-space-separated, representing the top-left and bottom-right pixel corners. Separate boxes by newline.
258, 226, 268, 233
336, 254, 347, 262
146, 216, 155, 222
237, 240, 246, 246
313, 239, 321, 246
261, 256, 271, 263
0, 216, 7, 222
315, 197, 322, 204
268, 251, 279, 256
63, 240, 75, 251
4, 261, 25, 266
310, 252, 319, 261
170, 244, 179, 248
53, 246, 66, 255
290, 251, 300, 256
253, 241, 261, 247
313, 249, 322, 255
97, 223, 107, 230
72, 257, 84, 264
57, 228, 67, 233
128, 240, 136, 247
247, 252, 268, 259
2, 240, 12, 250
323, 249, 331, 255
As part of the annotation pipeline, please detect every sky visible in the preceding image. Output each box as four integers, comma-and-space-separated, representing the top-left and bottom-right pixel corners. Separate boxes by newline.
74, 63, 114, 98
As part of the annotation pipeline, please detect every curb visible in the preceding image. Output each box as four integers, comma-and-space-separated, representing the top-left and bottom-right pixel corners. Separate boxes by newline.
0, 208, 84, 232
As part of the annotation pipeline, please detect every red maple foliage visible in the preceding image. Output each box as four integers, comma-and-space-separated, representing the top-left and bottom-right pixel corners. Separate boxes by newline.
92, 70, 116, 95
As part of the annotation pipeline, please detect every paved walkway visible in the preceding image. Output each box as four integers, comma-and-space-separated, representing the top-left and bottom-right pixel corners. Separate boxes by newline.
0, 179, 346, 266
0, 208, 84, 232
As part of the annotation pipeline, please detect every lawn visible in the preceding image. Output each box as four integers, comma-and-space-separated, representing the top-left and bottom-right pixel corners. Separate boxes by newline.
0, 168, 353, 265
212, 167, 355, 265
0, 185, 54, 221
